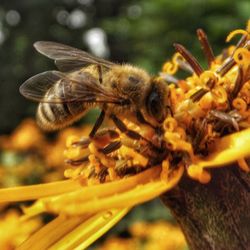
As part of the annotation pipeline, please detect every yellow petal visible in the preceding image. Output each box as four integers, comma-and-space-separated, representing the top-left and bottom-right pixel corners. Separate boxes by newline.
188, 128, 250, 182
45, 166, 183, 215
0, 179, 82, 203
22, 166, 162, 217
18, 215, 89, 250
49, 208, 129, 250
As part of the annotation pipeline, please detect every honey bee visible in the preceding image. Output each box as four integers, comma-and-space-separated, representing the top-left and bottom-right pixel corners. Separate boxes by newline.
20, 41, 169, 138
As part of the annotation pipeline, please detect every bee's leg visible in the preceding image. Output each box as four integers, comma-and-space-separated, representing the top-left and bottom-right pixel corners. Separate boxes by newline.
97, 65, 103, 84
110, 114, 143, 140
110, 114, 158, 149
89, 110, 106, 138
111, 115, 163, 155
136, 110, 155, 129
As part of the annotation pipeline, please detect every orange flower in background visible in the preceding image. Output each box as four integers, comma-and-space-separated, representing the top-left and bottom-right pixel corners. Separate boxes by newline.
0, 210, 42, 249
98, 221, 187, 250
0, 119, 45, 152
0, 120, 92, 185
0, 21, 249, 249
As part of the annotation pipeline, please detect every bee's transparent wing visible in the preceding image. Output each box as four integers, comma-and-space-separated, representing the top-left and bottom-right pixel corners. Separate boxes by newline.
34, 41, 114, 71
20, 70, 126, 105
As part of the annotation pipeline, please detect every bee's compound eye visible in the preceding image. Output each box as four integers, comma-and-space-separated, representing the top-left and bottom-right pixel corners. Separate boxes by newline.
146, 87, 165, 123
128, 76, 140, 85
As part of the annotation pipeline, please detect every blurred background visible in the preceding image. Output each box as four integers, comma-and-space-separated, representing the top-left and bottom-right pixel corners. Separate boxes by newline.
0, 0, 249, 249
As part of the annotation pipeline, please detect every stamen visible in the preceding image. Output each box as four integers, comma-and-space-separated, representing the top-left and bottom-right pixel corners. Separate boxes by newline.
193, 118, 207, 152
100, 141, 122, 154
197, 29, 215, 67
226, 30, 249, 43
160, 73, 179, 84
216, 57, 235, 77
230, 66, 243, 102
173, 43, 203, 76
210, 110, 240, 131
72, 138, 90, 148
65, 156, 89, 166
190, 88, 209, 102
216, 35, 248, 76
175, 58, 194, 73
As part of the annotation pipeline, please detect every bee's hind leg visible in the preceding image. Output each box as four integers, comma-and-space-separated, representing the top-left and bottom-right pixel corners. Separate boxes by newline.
89, 110, 106, 138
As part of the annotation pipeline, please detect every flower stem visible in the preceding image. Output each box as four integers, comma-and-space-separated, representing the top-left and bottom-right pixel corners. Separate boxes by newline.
161, 165, 250, 250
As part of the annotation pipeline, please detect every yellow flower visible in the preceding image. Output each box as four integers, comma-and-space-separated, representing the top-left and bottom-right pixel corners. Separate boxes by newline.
0, 21, 250, 249
0, 209, 42, 250
97, 220, 187, 250
0, 119, 45, 152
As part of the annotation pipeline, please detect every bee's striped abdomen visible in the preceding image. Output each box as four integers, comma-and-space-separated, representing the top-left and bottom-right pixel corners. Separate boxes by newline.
36, 81, 88, 130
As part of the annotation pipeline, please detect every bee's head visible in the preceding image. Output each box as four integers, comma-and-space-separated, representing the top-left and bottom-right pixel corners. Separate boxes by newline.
107, 65, 169, 125
143, 77, 169, 124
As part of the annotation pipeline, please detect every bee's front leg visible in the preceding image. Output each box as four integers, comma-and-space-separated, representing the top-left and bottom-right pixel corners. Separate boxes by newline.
110, 114, 142, 140
89, 110, 106, 138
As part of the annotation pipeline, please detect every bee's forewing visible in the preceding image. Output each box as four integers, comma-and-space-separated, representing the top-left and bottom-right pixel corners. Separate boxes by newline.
34, 41, 114, 71
20, 70, 126, 105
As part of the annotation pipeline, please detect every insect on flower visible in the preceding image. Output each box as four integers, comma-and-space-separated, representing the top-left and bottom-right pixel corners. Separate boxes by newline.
19, 21, 250, 185
19, 41, 170, 144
